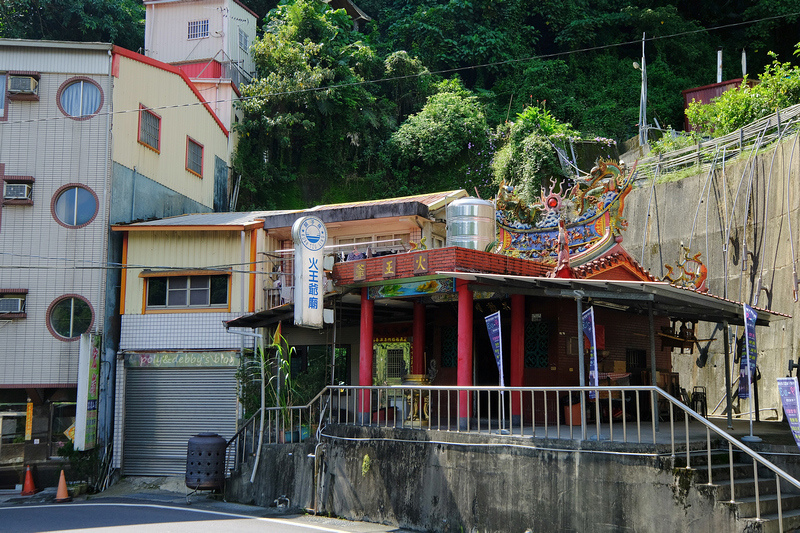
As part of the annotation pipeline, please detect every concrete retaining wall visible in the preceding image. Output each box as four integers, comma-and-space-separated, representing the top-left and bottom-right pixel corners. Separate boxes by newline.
622, 137, 800, 421
229, 427, 739, 532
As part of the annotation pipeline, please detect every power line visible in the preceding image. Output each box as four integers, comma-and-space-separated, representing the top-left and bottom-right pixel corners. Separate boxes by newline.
0, 250, 272, 274
1, 11, 797, 128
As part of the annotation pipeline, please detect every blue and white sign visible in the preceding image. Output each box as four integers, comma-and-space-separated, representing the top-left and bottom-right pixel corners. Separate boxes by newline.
485, 311, 504, 387
582, 307, 599, 399
292, 216, 328, 328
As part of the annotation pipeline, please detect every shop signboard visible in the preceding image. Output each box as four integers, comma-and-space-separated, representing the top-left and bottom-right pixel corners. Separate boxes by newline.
75, 333, 100, 451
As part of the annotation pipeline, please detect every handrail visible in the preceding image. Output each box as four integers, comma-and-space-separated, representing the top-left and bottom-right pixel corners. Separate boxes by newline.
227, 408, 262, 447
236, 384, 800, 528
319, 384, 800, 529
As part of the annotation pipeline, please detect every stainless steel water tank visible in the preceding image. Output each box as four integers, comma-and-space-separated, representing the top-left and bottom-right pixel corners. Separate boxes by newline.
446, 197, 496, 250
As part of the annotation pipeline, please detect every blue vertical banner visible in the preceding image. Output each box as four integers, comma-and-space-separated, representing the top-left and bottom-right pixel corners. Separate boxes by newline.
582, 307, 599, 399
739, 304, 758, 399
485, 311, 504, 387
777, 378, 800, 450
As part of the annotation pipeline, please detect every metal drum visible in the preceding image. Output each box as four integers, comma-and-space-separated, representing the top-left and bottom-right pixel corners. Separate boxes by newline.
446, 197, 496, 250
185, 433, 227, 490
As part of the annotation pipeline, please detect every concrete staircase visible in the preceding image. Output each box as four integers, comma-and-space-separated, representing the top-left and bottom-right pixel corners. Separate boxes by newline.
684, 452, 800, 533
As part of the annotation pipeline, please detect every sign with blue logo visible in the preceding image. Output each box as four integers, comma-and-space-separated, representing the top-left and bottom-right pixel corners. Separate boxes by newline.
292, 216, 328, 328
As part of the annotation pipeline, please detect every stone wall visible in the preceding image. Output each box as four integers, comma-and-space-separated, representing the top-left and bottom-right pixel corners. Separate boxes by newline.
622, 137, 800, 420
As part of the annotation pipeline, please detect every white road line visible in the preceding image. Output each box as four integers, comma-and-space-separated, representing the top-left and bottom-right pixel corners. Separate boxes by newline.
0, 502, 350, 532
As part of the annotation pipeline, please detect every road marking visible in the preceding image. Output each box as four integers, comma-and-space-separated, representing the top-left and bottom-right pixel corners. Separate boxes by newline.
0, 502, 352, 532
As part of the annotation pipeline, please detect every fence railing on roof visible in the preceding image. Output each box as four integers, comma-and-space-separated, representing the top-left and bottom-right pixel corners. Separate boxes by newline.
631, 103, 800, 183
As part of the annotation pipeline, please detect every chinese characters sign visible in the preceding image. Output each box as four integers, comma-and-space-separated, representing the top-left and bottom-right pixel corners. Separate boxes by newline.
75, 333, 101, 451
292, 216, 327, 328
485, 311, 504, 387
777, 378, 800, 450
582, 307, 599, 398
739, 303, 758, 399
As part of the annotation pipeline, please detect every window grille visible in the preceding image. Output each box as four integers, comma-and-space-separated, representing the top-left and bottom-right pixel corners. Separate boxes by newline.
139, 108, 160, 151
188, 20, 209, 39
524, 321, 550, 368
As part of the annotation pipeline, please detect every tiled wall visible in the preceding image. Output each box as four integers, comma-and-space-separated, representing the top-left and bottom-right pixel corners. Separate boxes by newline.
120, 312, 247, 351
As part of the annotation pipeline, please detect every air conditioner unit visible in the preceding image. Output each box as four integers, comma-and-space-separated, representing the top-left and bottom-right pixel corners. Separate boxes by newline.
0, 297, 23, 313
8, 75, 38, 95
4, 183, 31, 200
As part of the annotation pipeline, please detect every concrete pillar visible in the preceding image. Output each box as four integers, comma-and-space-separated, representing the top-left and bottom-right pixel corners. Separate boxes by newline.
510, 294, 525, 425
412, 302, 426, 375
359, 287, 374, 424
457, 279, 473, 429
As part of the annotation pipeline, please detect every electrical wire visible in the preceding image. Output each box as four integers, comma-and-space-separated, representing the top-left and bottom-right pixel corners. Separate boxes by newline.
786, 128, 800, 302
754, 116, 798, 305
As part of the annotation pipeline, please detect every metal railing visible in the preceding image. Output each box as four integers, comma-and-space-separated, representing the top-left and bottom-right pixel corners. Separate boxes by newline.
230, 384, 800, 530
633, 103, 800, 183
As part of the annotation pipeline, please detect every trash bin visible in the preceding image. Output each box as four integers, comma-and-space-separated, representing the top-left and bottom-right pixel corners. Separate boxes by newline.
186, 433, 227, 490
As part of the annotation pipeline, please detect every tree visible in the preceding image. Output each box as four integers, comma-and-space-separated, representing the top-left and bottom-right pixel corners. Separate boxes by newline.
390, 79, 493, 197
491, 103, 577, 201
234, 0, 432, 208
686, 43, 800, 136
0, 0, 145, 51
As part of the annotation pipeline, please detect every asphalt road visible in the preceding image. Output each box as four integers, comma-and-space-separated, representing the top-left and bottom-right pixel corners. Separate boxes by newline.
0, 501, 410, 533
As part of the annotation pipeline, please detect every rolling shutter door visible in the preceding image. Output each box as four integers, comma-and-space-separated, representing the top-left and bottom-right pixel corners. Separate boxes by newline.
123, 367, 238, 476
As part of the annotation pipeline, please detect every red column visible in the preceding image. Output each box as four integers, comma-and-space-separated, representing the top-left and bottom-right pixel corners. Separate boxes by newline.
457, 279, 473, 428
510, 294, 525, 422
359, 287, 374, 423
412, 302, 426, 375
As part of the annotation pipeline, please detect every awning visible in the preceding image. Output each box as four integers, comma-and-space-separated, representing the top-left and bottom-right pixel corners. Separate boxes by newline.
438, 272, 789, 327
224, 292, 415, 330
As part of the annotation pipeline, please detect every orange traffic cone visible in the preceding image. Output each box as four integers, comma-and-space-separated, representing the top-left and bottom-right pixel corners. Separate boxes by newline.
54, 470, 72, 503
20, 465, 37, 496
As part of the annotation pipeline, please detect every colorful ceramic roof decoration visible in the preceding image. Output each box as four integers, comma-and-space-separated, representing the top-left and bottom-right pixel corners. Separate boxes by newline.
495, 160, 634, 265
663, 245, 709, 293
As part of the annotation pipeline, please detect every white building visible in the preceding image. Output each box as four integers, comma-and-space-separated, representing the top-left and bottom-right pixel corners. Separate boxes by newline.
0, 39, 229, 464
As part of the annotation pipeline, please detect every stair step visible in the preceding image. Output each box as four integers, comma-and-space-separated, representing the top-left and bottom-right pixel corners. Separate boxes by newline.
690, 462, 756, 481
714, 477, 782, 500
736, 493, 800, 518
742, 506, 800, 533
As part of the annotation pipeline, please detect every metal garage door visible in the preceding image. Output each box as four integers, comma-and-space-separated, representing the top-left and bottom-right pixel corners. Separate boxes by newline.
123, 367, 238, 476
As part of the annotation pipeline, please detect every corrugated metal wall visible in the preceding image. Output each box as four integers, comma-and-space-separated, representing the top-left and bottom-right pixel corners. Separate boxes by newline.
0, 44, 112, 386
122, 366, 237, 476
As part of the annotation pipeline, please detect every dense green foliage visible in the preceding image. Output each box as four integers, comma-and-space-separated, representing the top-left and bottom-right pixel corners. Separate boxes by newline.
686, 44, 800, 136
0, 0, 144, 51
2, 0, 798, 209
232, 0, 800, 209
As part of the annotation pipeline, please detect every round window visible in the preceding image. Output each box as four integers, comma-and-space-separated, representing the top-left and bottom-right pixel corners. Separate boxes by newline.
48, 296, 93, 340
58, 78, 103, 119
52, 185, 98, 228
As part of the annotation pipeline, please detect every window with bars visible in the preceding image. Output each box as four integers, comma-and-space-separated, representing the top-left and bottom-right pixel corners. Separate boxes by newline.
188, 19, 209, 40
441, 325, 457, 367
138, 106, 160, 152
146, 275, 228, 309
524, 321, 550, 368
186, 137, 203, 177
238, 28, 248, 51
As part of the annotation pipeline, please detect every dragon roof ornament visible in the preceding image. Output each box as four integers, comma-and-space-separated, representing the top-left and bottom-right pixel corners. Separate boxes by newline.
494, 159, 634, 265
